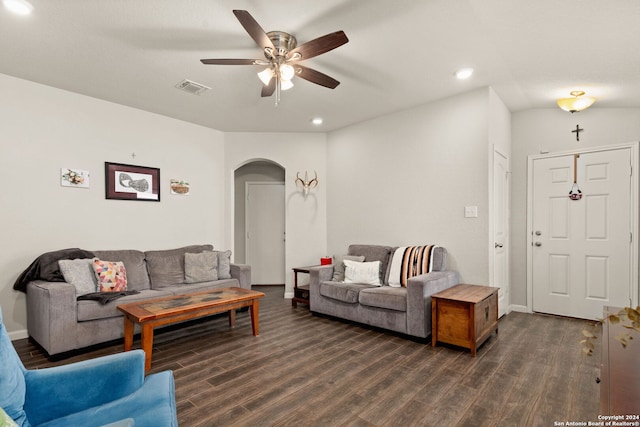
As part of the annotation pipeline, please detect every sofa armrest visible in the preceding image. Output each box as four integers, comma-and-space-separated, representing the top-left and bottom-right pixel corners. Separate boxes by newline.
23, 350, 146, 426
308, 265, 334, 309
26, 280, 78, 356
309, 265, 334, 287
406, 270, 460, 338
230, 263, 251, 289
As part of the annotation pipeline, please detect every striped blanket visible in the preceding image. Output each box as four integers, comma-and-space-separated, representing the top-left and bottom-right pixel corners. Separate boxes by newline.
388, 245, 437, 287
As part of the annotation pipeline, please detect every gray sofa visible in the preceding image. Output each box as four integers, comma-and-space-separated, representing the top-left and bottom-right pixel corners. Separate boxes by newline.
309, 244, 459, 339
26, 244, 251, 356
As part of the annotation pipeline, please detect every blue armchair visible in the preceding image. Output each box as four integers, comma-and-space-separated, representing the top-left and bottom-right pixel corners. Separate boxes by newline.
0, 307, 178, 427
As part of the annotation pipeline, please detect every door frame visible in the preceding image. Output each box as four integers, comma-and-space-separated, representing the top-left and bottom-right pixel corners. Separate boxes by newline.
491, 146, 510, 317
245, 181, 286, 284
526, 142, 639, 314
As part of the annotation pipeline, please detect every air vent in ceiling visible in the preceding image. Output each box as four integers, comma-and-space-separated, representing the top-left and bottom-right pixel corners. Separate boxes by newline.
175, 79, 211, 95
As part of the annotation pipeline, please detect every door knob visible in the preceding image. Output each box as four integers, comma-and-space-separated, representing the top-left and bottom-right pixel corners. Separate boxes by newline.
535, 242, 542, 247
494, 243, 503, 248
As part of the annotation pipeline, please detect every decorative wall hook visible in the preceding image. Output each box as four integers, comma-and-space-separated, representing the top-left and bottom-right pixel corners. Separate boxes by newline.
295, 171, 318, 197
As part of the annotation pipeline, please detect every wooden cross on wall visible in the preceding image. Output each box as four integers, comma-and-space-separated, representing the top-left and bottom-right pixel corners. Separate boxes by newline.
572, 124, 584, 142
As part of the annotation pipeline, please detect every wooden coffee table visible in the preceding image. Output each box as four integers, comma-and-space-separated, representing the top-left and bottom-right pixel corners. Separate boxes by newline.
117, 287, 265, 371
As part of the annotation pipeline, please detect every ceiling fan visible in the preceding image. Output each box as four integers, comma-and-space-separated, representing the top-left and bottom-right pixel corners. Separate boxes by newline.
201, 10, 349, 105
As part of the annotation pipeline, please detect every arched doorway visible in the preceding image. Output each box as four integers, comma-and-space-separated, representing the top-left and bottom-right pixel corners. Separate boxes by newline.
234, 160, 285, 285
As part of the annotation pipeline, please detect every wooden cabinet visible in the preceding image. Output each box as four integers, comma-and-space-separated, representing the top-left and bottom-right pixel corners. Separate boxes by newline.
431, 284, 499, 356
600, 306, 640, 415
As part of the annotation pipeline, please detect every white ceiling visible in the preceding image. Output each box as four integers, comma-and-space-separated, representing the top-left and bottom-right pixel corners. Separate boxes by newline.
1, 0, 639, 133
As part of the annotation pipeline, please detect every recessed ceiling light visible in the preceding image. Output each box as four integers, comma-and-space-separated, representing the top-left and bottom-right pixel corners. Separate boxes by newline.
2, 0, 33, 15
455, 67, 474, 80
311, 118, 323, 125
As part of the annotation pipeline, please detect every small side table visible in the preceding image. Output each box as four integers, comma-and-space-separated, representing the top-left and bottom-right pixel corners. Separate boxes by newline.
431, 284, 499, 356
292, 266, 320, 307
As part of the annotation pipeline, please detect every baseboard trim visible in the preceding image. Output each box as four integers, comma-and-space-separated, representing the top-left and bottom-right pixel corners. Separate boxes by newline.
284, 292, 294, 299
509, 304, 528, 313
9, 329, 28, 341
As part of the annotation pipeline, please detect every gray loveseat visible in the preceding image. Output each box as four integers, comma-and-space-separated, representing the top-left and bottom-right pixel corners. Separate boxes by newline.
309, 244, 459, 339
26, 244, 251, 356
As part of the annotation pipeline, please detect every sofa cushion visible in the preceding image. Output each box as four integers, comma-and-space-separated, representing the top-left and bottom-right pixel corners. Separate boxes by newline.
331, 254, 365, 282
58, 258, 97, 296
93, 250, 150, 291
185, 251, 218, 283
77, 289, 175, 321
359, 287, 407, 312
343, 260, 381, 286
145, 245, 213, 289
348, 245, 394, 285
319, 281, 377, 304
158, 278, 239, 295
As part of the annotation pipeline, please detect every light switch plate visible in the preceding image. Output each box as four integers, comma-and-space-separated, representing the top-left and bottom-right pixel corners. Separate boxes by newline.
464, 206, 478, 218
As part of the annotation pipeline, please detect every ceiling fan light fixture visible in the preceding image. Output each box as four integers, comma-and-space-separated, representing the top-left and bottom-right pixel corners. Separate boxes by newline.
557, 90, 595, 113
2, 0, 33, 15
280, 79, 294, 91
257, 68, 274, 86
279, 64, 295, 81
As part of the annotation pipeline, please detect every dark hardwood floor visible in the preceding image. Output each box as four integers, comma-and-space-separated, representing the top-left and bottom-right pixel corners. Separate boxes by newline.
13, 286, 601, 426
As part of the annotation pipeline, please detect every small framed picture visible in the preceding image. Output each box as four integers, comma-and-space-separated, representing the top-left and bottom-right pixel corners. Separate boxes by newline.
170, 179, 190, 195
105, 162, 160, 201
61, 168, 90, 188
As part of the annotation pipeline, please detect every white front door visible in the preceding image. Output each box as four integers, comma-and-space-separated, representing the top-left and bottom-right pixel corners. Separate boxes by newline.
246, 182, 285, 285
493, 148, 510, 318
531, 148, 633, 320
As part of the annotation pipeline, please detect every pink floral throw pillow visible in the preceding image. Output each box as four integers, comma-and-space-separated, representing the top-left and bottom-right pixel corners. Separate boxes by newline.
92, 259, 128, 292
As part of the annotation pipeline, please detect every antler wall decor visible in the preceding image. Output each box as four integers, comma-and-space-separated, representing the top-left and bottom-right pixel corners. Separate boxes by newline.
295, 171, 318, 197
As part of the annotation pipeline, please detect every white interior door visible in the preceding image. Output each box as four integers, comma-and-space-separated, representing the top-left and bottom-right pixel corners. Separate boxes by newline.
246, 182, 285, 285
493, 149, 510, 317
531, 148, 633, 320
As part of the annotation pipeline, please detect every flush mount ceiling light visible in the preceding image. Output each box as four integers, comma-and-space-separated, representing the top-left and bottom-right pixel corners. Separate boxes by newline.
455, 67, 474, 80
557, 91, 596, 113
311, 117, 323, 125
2, 0, 33, 15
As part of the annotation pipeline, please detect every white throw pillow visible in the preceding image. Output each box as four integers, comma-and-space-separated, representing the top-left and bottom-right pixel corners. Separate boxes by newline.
343, 259, 381, 286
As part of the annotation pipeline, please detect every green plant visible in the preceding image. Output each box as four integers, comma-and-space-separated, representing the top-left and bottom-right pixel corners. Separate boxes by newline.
581, 306, 640, 356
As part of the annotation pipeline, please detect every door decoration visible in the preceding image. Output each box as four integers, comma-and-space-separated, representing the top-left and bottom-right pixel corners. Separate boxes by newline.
569, 154, 582, 200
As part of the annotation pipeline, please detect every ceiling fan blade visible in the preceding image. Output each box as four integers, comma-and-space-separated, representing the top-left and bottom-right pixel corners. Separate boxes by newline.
295, 65, 340, 89
287, 31, 348, 61
200, 59, 261, 65
233, 10, 275, 51
261, 79, 276, 97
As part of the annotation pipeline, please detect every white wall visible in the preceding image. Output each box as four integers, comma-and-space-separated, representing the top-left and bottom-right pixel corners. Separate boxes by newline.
510, 107, 640, 307
0, 74, 226, 337
326, 88, 493, 284
224, 132, 328, 297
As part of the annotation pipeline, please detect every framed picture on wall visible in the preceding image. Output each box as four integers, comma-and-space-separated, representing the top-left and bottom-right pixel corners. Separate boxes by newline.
105, 162, 160, 201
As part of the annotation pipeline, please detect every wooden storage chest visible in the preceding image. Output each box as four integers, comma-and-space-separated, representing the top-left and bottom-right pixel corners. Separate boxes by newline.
431, 284, 499, 356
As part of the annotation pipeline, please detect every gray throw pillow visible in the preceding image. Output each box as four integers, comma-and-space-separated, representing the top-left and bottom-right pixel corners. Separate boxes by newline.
215, 250, 232, 279
58, 258, 97, 296
332, 255, 365, 282
145, 245, 213, 288
185, 251, 218, 283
